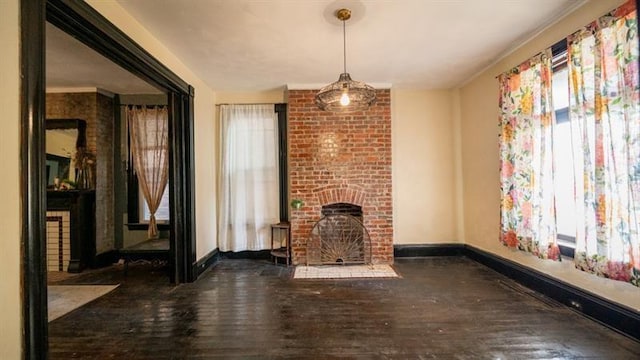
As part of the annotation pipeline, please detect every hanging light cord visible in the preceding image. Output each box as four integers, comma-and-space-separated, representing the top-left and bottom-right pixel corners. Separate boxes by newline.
342, 19, 347, 74
314, 8, 376, 112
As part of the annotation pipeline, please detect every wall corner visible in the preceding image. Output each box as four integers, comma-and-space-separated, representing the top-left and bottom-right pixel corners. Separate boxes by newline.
451, 88, 466, 243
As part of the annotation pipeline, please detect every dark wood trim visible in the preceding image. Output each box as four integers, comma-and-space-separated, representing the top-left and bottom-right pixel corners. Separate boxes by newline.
551, 38, 568, 56
195, 249, 221, 277
45, 118, 87, 148
184, 88, 197, 282
125, 105, 140, 224
276, 103, 288, 222
394, 244, 640, 342
464, 245, 640, 342
45, 118, 84, 129
220, 250, 272, 260
21, 0, 48, 358
394, 243, 466, 257
22, 0, 198, 355
168, 89, 197, 283
126, 223, 171, 231
44, 0, 196, 284
168, 94, 181, 284
118, 248, 169, 263
45, 0, 189, 94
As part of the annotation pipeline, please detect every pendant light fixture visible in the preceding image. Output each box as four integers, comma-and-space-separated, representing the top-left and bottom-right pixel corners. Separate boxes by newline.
315, 8, 376, 112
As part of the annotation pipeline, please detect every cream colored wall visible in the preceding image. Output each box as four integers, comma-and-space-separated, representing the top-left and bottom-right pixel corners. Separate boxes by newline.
0, 0, 22, 357
459, 0, 640, 310
215, 89, 286, 105
391, 89, 459, 244
86, 1, 218, 260
214, 88, 463, 247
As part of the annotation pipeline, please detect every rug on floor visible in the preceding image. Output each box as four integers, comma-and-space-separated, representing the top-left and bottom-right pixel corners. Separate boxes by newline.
293, 264, 399, 279
48, 285, 119, 322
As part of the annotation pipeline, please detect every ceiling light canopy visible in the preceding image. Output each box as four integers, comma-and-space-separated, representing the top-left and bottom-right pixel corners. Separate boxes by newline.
315, 8, 376, 112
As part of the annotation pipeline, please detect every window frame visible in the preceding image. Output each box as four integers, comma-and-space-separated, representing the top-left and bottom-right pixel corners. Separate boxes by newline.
138, 181, 170, 224
126, 103, 288, 229
275, 104, 288, 222
126, 114, 171, 230
551, 39, 577, 258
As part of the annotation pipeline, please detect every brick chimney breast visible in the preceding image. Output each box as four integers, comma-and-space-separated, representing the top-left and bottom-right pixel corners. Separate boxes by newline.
288, 89, 393, 265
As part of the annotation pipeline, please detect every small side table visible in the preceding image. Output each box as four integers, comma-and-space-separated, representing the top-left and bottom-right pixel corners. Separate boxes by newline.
271, 221, 291, 266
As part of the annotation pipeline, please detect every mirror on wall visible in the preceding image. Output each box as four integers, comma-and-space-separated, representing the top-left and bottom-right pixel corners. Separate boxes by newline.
46, 119, 87, 187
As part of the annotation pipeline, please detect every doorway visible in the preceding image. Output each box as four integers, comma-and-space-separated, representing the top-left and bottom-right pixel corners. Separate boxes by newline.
21, 0, 197, 357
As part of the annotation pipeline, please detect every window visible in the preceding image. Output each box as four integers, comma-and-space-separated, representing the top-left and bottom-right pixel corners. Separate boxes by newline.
127, 163, 170, 227
499, 1, 638, 286
217, 104, 281, 251
551, 46, 576, 257
126, 123, 170, 228
140, 182, 169, 223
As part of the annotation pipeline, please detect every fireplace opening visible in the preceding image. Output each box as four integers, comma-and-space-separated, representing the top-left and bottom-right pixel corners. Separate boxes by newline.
306, 203, 370, 265
321, 203, 363, 220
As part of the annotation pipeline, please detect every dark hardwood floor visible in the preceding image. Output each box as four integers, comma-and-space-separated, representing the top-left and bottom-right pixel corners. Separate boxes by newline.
48, 257, 640, 359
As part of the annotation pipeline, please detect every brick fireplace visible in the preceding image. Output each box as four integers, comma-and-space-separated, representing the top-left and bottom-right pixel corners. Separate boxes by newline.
287, 89, 393, 265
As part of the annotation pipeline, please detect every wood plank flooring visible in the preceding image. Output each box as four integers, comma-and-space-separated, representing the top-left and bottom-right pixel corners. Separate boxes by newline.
48, 257, 640, 359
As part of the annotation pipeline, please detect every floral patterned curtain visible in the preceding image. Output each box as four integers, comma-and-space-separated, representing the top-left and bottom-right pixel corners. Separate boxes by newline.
568, 0, 639, 286
498, 48, 560, 260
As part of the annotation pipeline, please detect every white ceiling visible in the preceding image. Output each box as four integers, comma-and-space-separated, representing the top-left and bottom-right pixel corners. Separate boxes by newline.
112, 0, 583, 92
46, 23, 161, 94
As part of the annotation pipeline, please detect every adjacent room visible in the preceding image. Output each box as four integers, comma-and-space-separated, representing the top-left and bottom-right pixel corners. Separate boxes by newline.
2, 0, 639, 358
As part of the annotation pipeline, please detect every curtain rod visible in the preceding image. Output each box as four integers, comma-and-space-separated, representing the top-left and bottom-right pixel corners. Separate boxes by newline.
494, 49, 546, 79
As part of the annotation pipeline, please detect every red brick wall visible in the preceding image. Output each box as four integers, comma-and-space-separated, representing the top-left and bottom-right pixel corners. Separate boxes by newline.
287, 89, 393, 264
46, 92, 115, 254
47, 92, 98, 153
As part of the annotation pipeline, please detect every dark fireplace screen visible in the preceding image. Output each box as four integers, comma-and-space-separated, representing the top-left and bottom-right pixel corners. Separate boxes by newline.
306, 203, 371, 265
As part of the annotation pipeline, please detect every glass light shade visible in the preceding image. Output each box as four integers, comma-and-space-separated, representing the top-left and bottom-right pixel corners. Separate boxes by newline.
340, 92, 350, 106
315, 73, 376, 112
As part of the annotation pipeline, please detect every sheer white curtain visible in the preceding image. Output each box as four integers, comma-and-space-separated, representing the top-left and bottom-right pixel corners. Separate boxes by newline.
217, 104, 279, 251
